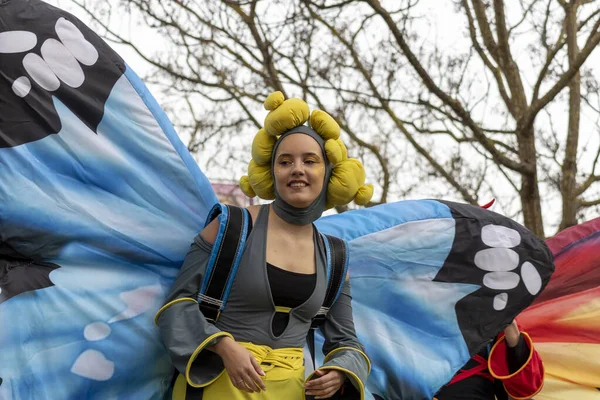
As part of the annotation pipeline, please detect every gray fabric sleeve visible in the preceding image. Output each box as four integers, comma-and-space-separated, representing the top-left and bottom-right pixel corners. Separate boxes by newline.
317, 278, 371, 397
155, 235, 230, 387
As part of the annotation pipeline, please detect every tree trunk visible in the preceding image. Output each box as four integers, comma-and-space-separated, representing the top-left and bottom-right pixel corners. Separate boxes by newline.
559, 3, 581, 231
519, 126, 545, 237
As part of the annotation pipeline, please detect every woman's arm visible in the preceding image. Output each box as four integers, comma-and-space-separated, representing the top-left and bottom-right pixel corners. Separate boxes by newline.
305, 276, 371, 399
154, 229, 233, 388
155, 220, 265, 392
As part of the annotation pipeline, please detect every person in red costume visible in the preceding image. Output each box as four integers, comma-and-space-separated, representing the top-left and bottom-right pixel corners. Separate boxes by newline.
434, 320, 544, 400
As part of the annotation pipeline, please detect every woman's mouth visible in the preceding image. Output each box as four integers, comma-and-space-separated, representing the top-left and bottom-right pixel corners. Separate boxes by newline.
288, 181, 308, 188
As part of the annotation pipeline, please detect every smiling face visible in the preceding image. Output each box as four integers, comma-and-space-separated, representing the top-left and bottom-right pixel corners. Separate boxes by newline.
273, 133, 326, 208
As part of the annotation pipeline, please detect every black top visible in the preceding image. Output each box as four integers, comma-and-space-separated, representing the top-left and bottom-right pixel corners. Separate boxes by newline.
267, 262, 316, 336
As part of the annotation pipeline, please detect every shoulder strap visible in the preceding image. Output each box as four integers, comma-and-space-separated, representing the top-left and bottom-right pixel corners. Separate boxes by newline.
312, 233, 349, 328
308, 233, 349, 368
197, 203, 252, 324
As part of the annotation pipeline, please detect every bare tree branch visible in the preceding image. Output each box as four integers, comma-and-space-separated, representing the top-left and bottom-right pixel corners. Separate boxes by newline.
306, 1, 478, 203
525, 16, 600, 129
460, 0, 513, 114
365, 0, 528, 174
580, 198, 600, 207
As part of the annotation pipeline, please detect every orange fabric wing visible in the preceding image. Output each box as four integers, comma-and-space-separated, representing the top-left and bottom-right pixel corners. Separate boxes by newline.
519, 217, 600, 399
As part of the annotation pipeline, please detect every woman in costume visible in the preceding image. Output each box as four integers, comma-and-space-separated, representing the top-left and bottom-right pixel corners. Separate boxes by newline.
434, 319, 544, 400
155, 91, 373, 399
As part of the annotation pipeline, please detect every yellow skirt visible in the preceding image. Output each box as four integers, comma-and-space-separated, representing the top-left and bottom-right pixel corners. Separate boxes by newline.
173, 342, 306, 400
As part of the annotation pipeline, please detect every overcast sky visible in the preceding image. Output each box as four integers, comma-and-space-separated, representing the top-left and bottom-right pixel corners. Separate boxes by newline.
44, 0, 600, 230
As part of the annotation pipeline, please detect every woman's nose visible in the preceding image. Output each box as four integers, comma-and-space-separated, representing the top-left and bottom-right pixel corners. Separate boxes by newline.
291, 161, 305, 176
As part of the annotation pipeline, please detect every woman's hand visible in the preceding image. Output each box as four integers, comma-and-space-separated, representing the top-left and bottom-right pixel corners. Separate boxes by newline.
214, 337, 267, 393
305, 369, 346, 399
504, 319, 521, 348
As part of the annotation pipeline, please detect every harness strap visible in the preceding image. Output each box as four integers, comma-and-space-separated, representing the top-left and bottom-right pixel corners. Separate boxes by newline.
308, 233, 349, 369
197, 204, 251, 323
448, 354, 494, 385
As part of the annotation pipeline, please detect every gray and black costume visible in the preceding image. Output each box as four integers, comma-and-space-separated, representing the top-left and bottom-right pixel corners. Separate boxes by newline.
155, 205, 370, 399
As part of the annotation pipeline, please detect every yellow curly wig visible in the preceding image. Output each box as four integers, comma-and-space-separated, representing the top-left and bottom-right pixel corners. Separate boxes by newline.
239, 91, 374, 209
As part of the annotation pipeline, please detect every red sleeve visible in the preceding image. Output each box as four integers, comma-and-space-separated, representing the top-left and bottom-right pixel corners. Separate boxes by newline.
488, 332, 544, 400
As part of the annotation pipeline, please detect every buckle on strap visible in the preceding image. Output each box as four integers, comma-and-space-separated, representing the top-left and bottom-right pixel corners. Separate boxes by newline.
310, 313, 328, 329
199, 299, 221, 324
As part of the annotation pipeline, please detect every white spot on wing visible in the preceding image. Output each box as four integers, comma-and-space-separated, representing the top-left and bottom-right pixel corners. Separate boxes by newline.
12, 76, 31, 97
55, 18, 99, 66
474, 248, 519, 272
83, 322, 111, 341
23, 53, 60, 91
108, 284, 163, 323
0, 31, 37, 53
483, 271, 520, 290
71, 350, 114, 381
481, 225, 521, 248
41, 39, 84, 88
521, 262, 542, 295
493, 292, 508, 311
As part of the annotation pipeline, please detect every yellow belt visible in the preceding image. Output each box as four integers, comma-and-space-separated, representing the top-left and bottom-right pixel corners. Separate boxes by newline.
174, 342, 306, 400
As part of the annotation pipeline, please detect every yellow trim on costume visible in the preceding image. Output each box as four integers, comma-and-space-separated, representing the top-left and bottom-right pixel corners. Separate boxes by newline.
323, 346, 372, 374
488, 332, 534, 380
306, 366, 365, 400
154, 297, 198, 325
504, 379, 545, 400
275, 306, 292, 313
186, 331, 234, 388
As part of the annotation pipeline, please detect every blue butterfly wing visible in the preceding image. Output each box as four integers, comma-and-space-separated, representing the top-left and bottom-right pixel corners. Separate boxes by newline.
316, 200, 555, 399
0, 2, 216, 398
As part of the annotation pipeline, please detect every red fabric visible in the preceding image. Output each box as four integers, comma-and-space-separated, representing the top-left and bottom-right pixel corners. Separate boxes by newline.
545, 216, 600, 256
479, 199, 495, 209
448, 354, 494, 385
488, 332, 544, 399
527, 217, 600, 314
